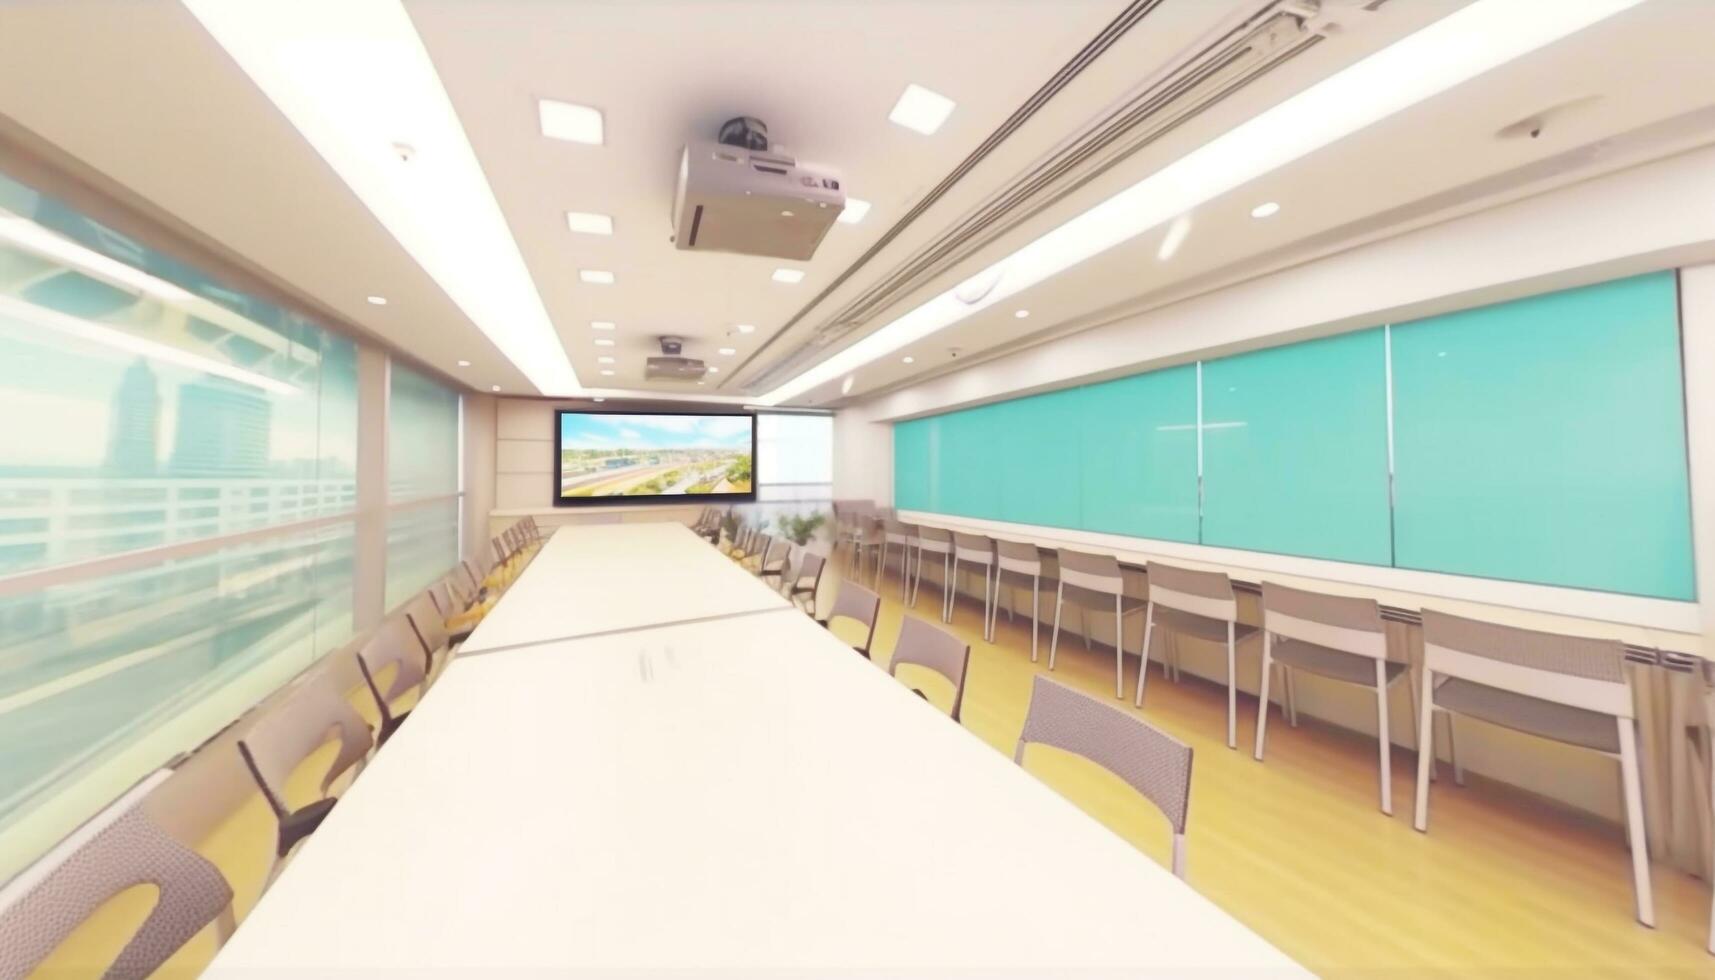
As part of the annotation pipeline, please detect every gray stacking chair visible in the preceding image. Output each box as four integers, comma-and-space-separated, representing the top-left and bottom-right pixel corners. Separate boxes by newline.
741, 532, 776, 574
0, 771, 235, 979
889, 615, 971, 722
1254, 582, 1413, 814
405, 591, 455, 685
1050, 549, 1147, 699
1414, 609, 1653, 927
911, 526, 955, 619
878, 520, 918, 598
820, 581, 881, 658
757, 536, 790, 586
852, 517, 886, 583
238, 674, 374, 859
1015, 675, 1194, 877
1134, 561, 1259, 750
951, 533, 998, 640
989, 540, 1054, 662
788, 551, 828, 616
356, 614, 429, 745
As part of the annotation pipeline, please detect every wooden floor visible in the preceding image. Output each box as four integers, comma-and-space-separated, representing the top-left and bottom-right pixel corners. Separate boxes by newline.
833, 558, 1715, 977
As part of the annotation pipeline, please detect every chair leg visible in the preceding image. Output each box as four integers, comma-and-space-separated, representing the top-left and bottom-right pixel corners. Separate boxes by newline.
1171, 832, 1187, 879
1080, 606, 1091, 652
1224, 622, 1237, 750
1285, 666, 1300, 728
942, 555, 955, 623
1375, 659, 1393, 816
984, 565, 995, 642
1048, 586, 1064, 671
1446, 712, 1465, 786
1029, 580, 1040, 663
1254, 634, 1273, 761
1133, 603, 1155, 708
909, 549, 922, 607
1414, 668, 1436, 832
1112, 597, 1124, 699
1617, 719, 1656, 928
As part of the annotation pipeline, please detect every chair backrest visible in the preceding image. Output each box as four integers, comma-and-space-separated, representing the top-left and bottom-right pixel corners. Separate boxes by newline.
238, 674, 373, 819
996, 540, 1043, 575
761, 536, 789, 569
357, 614, 428, 725
953, 533, 994, 565
1014, 674, 1193, 838
1260, 581, 1386, 661
1421, 609, 1633, 718
1146, 561, 1237, 623
426, 577, 459, 619
491, 536, 509, 564
792, 551, 827, 593
916, 525, 953, 554
1057, 548, 1123, 596
0, 772, 233, 979
405, 591, 450, 661
825, 582, 881, 654
889, 615, 971, 720
883, 520, 916, 545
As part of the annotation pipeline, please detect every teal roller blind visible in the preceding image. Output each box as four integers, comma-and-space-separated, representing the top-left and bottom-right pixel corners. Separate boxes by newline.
1390, 272, 1694, 599
892, 271, 1694, 601
1202, 329, 1391, 565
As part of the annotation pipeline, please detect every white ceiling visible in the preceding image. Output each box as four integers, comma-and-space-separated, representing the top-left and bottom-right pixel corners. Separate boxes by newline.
0, 0, 1712, 407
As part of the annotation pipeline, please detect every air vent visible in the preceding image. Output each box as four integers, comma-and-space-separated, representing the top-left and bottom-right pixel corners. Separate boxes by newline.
737, 0, 1339, 393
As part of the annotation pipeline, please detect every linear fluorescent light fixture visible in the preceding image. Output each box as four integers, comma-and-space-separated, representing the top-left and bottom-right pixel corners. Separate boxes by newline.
757, 0, 1642, 405
538, 99, 604, 145
579, 269, 615, 285
183, 0, 580, 395
772, 268, 805, 284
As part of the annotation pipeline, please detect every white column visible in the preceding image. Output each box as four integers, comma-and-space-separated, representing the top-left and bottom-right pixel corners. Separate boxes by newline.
352, 345, 389, 631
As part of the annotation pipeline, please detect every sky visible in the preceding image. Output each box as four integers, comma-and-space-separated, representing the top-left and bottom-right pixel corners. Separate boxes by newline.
560, 412, 753, 452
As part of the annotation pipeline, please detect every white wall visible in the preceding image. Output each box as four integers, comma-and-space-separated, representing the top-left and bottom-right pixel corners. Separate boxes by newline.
832, 404, 894, 506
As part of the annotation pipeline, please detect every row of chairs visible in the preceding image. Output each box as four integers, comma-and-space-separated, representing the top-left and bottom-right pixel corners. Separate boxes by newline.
829, 509, 1664, 929
829, 504, 1198, 878
0, 518, 545, 978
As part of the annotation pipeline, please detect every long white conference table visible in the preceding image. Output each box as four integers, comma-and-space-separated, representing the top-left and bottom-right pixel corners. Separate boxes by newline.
209, 522, 1305, 975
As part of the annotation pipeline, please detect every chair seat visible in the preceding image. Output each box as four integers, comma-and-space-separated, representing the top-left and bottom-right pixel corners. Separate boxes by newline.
277, 796, 339, 857
1434, 677, 1621, 753
1272, 638, 1408, 687
1152, 607, 1258, 644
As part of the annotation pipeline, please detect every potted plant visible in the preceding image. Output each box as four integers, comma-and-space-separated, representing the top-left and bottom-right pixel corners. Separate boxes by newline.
778, 511, 829, 550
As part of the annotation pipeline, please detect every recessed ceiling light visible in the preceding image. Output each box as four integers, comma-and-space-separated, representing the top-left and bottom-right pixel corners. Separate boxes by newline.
579, 269, 615, 285
837, 198, 871, 225
718, 347, 736, 356
1157, 213, 1193, 262
597, 356, 615, 364
490, 385, 501, 392
902, 356, 915, 364
1013, 309, 1030, 319
593, 396, 605, 402
566, 211, 614, 235
1250, 201, 1281, 219
735, 323, 756, 334
779, 210, 795, 218
366, 295, 387, 306
772, 268, 805, 284
457, 359, 471, 368
841, 375, 855, 395
591, 321, 616, 331
594, 338, 615, 347
888, 83, 956, 135
600, 369, 615, 376
752, 0, 1641, 406
706, 366, 720, 374
538, 99, 604, 145
697, 381, 706, 386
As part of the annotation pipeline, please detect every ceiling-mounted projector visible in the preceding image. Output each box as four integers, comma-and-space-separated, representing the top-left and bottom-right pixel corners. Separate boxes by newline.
672, 116, 845, 261
645, 335, 708, 381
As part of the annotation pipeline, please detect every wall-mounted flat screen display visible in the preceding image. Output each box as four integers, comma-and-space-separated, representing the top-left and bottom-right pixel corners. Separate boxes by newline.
554, 410, 756, 505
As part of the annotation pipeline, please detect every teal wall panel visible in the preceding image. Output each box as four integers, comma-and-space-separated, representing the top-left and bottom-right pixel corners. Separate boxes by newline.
1079, 367, 1199, 542
1201, 329, 1392, 565
1001, 389, 1084, 529
1390, 272, 1694, 599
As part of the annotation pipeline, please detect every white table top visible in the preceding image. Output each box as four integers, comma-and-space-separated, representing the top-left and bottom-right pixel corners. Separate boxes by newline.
460, 521, 792, 653
210, 607, 1304, 975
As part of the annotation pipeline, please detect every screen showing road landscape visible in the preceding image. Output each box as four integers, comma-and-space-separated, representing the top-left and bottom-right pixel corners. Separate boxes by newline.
555, 411, 755, 502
